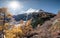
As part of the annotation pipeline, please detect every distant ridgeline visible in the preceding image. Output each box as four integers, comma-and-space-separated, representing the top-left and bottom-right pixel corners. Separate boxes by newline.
13, 9, 56, 28
13, 9, 56, 21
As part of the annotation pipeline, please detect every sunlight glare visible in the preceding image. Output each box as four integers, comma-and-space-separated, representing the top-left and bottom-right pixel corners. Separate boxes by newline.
8, 1, 22, 10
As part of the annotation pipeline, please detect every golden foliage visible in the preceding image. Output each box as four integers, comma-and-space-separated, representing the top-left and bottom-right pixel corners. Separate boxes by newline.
0, 26, 3, 31
21, 19, 33, 36
4, 24, 23, 38
3, 19, 33, 38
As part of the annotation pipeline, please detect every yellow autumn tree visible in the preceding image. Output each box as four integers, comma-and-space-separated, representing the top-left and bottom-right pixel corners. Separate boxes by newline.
0, 7, 33, 38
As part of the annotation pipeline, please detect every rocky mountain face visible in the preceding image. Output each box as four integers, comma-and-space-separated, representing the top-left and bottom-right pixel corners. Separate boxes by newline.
31, 11, 56, 28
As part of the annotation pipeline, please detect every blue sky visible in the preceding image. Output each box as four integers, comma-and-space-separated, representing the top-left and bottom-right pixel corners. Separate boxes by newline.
0, 0, 60, 15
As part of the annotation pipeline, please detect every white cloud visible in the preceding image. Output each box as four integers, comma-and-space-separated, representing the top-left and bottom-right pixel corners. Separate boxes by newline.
26, 8, 39, 13
21, 8, 39, 14
26, 8, 36, 13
